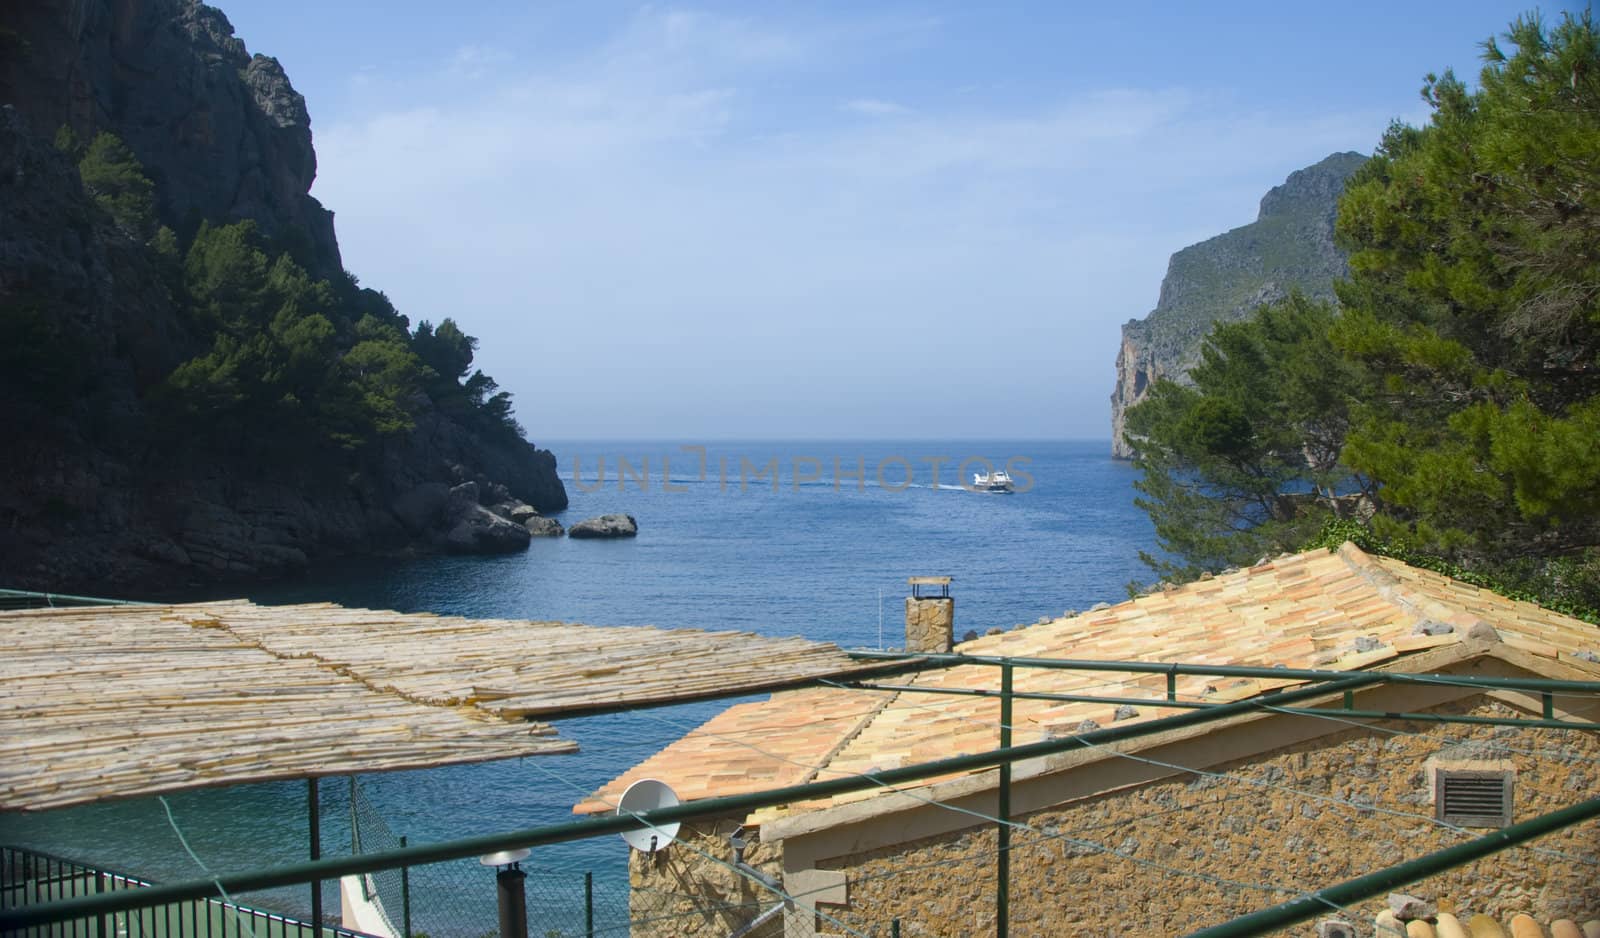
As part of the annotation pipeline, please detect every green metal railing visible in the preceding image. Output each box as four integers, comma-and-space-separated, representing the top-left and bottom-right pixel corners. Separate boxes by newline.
0, 845, 369, 938
0, 673, 1382, 931
5, 648, 1597, 937
1185, 795, 1600, 937
0, 589, 153, 610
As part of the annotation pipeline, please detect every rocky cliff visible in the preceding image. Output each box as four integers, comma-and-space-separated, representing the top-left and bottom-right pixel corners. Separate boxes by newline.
2, 0, 340, 276
0, 0, 567, 595
1110, 152, 1367, 458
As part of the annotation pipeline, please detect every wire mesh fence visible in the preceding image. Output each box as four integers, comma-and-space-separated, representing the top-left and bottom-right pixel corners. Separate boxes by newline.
350, 780, 627, 938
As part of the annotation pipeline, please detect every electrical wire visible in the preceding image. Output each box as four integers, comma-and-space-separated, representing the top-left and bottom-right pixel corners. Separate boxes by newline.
157, 796, 261, 938
522, 759, 876, 938
629, 709, 1319, 907
868, 682, 1598, 868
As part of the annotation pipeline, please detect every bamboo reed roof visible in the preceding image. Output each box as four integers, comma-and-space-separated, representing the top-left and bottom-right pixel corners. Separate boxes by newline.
0, 599, 891, 812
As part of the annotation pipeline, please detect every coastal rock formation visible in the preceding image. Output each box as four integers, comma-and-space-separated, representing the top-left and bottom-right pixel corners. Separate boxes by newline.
0, 0, 566, 592
1110, 152, 1367, 458
568, 515, 639, 540
525, 517, 565, 537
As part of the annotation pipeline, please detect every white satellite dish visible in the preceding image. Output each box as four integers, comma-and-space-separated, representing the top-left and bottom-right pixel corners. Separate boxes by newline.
478, 847, 531, 867
616, 778, 680, 853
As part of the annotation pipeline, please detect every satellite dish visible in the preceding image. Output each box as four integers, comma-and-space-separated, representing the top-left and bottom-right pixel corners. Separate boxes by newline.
616, 778, 680, 853
478, 847, 531, 867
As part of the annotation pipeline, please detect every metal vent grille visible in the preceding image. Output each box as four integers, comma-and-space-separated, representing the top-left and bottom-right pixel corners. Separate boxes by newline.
1437, 770, 1513, 828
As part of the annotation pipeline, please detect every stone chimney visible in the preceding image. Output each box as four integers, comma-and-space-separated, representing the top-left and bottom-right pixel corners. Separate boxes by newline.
905, 577, 954, 653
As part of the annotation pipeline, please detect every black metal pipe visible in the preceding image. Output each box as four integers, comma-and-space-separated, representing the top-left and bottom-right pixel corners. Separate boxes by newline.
309, 778, 322, 935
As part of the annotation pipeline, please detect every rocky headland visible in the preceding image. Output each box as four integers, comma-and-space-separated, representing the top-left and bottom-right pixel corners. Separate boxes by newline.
0, 0, 566, 594
1110, 152, 1367, 458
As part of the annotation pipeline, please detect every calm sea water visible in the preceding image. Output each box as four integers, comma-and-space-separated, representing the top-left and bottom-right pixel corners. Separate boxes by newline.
2, 440, 1155, 931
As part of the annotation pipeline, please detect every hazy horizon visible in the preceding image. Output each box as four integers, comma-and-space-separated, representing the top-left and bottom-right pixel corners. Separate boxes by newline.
217, 0, 1569, 441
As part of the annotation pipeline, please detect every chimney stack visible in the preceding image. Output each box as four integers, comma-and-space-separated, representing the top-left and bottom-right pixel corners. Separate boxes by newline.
905, 577, 954, 653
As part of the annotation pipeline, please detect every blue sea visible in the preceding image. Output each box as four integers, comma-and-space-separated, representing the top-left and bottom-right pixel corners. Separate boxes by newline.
2, 440, 1156, 934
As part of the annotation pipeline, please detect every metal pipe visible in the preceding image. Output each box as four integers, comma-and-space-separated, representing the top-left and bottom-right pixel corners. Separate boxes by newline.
846, 650, 1600, 694
996, 663, 1012, 938
1184, 795, 1600, 938
309, 778, 322, 935
844, 684, 1599, 732
842, 681, 1215, 710
727, 902, 784, 938
399, 835, 410, 938
0, 675, 1377, 929
495, 867, 527, 938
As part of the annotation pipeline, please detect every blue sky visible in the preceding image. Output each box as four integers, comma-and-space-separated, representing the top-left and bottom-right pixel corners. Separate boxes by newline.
217, 1, 1580, 441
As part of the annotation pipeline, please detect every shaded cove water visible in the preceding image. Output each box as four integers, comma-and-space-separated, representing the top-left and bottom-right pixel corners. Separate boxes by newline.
2, 441, 1157, 931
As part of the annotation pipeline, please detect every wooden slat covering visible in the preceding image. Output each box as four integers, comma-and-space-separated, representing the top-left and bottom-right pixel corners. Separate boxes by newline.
0, 598, 889, 811
169, 600, 891, 718
0, 604, 574, 812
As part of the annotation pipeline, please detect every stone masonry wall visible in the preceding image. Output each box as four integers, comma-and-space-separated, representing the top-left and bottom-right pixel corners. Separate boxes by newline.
627, 819, 787, 938
821, 697, 1600, 937
904, 597, 954, 654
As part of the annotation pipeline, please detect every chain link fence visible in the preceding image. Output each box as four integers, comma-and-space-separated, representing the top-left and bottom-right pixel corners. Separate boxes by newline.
350, 780, 629, 938
349, 780, 895, 938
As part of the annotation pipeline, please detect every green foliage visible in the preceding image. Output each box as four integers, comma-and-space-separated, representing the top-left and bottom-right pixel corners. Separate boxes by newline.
57, 130, 532, 461
0, 293, 92, 412
1333, 10, 1600, 583
77, 132, 156, 240
413, 318, 524, 439
161, 221, 423, 450
53, 125, 82, 160
1132, 11, 1600, 615
1127, 294, 1362, 584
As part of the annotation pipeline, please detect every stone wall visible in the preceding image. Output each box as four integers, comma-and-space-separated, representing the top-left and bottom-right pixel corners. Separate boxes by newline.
627, 819, 788, 938
818, 697, 1599, 937
904, 597, 954, 654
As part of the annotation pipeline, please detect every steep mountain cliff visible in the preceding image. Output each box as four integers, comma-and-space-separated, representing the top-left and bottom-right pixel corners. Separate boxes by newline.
1110, 152, 1367, 458
0, 0, 566, 595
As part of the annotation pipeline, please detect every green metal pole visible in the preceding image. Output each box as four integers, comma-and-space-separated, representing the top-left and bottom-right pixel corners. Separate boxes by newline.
846, 649, 1600, 694
400, 835, 411, 938
349, 776, 359, 856
1184, 795, 1600, 938
584, 871, 593, 938
997, 663, 1012, 938
0, 675, 1380, 930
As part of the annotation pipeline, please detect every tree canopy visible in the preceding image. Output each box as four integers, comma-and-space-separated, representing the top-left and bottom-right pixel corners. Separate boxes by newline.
56, 131, 530, 457
1126, 12, 1600, 616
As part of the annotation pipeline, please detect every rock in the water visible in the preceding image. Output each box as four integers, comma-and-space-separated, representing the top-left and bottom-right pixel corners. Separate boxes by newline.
505, 503, 540, 524
525, 516, 564, 537
568, 514, 638, 539
443, 505, 530, 554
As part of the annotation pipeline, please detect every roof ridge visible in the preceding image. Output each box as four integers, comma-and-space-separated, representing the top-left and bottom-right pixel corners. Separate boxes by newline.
1335, 541, 1496, 637
799, 688, 897, 785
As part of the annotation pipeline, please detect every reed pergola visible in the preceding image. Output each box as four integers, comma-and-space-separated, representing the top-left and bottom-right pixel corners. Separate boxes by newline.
0, 599, 892, 813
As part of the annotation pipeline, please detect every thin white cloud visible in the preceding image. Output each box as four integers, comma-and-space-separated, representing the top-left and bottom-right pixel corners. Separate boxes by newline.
842, 97, 911, 116
446, 44, 513, 80
310, 9, 1397, 438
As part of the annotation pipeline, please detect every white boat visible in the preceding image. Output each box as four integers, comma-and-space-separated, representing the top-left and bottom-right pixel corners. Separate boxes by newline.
971, 469, 1015, 493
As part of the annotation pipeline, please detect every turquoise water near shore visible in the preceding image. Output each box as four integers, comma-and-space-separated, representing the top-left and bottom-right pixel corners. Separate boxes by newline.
2, 440, 1157, 933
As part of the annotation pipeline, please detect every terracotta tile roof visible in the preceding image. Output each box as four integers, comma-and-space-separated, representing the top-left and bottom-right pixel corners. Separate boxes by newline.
578, 543, 1600, 817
